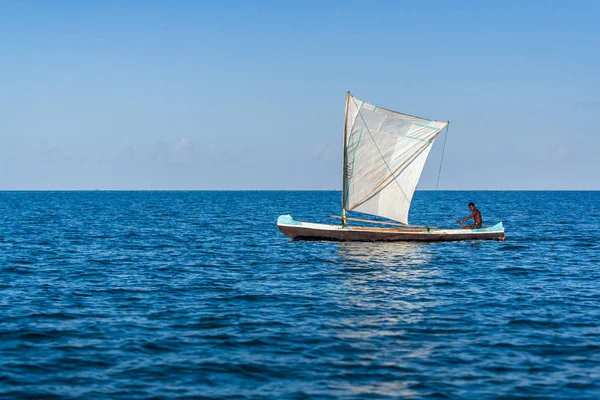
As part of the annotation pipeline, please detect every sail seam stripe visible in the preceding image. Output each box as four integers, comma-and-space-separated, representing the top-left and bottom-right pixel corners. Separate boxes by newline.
346, 127, 364, 206
345, 101, 364, 207
349, 128, 364, 181
406, 135, 431, 142
414, 123, 440, 130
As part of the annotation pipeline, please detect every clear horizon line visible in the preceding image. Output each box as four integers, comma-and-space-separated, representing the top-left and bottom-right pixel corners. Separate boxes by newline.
1, 189, 599, 192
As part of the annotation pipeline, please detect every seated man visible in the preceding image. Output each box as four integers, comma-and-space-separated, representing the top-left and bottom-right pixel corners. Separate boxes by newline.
457, 202, 482, 229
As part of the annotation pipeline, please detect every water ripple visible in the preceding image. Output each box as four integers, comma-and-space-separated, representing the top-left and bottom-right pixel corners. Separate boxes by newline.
0, 191, 599, 399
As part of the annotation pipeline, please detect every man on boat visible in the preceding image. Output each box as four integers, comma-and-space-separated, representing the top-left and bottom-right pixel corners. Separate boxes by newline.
457, 202, 482, 229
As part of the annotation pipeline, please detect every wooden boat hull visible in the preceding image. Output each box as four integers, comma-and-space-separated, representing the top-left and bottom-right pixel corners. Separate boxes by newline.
277, 215, 505, 242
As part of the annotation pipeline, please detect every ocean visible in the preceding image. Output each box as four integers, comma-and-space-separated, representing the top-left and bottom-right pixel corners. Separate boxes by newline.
0, 191, 599, 399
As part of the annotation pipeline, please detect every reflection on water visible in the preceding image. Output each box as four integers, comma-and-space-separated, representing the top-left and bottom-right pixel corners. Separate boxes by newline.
330, 242, 441, 386
333, 242, 440, 317
337, 241, 433, 268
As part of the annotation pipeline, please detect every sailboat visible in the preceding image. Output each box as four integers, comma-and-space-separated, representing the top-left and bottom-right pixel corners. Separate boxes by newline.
277, 92, 505, 242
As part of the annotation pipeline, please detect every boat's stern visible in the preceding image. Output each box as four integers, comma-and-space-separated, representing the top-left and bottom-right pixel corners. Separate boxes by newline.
473, 222, 505, 241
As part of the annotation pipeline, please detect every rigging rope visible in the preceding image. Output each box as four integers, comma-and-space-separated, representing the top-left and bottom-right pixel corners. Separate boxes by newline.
432, 122, 450, 209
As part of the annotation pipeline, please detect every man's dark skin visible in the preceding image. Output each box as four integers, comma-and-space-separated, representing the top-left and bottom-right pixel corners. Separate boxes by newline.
457, 202, 482, 229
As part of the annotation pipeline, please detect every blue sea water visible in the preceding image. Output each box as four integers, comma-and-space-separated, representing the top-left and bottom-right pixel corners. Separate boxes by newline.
0, 190, 599, 399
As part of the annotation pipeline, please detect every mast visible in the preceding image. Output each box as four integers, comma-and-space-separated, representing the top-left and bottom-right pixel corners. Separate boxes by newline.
341, 91, 351, 227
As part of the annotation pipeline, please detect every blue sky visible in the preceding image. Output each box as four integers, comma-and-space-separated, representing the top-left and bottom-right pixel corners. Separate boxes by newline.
1, 1, 599, 190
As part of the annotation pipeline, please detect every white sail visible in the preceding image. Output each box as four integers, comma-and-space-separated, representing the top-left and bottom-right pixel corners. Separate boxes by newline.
343, 94, 448, 225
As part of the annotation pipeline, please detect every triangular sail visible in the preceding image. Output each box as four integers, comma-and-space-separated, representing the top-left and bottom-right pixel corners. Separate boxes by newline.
342, 93, 448, 225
